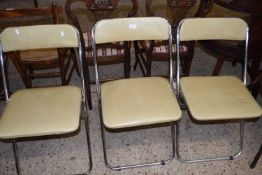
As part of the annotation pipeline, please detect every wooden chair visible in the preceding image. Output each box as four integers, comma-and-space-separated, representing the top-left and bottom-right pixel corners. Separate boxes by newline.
0, 3, 80, 88
0, 24, 92, 175
65, 0, 138, 109
175, 18, 262, 163
134, 0, 196, 77
92, 17, 181, 170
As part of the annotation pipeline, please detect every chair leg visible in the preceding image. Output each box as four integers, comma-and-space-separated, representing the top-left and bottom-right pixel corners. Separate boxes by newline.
70, 49, 80, 76
81, 108, 93, 173
250, 144, 262, 168
11, 113, 92, 175
176, 120, 244, 163
99, 107, 175, 170
212, 56, 225, 76
12, 139, 21, 175
133, 41, 147, 76
33, 0, 38, 8
133, 41, 139, 71
12, 108, 93, 175
82, 58, 92, 110
181, 41, 195, 76
124, 44, 131, 78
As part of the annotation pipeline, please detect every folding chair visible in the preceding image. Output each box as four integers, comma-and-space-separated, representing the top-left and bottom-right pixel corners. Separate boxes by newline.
0, 3, 79, 88
0, 24, 92, 174
175, 18, 262, 163
92, 17, 181, 170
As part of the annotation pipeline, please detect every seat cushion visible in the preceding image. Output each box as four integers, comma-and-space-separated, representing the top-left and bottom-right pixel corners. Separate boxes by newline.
180, 76, 262, 121
83, 31, 125, 57
0, 86, 81, 139
101, 77, 181, 129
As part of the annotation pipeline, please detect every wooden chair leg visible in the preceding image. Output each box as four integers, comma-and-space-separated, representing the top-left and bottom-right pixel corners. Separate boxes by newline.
9, 53, 32, 88
58, 50, 66, 85
70, 49, 80, 76
33, 0, 38, 8
124, 44, 131, 78
146, 51, 152, 77
83, 57, 92, 110
250, 144, 262, 168
212, 56, 225, 76
182, 41, 195, 76
133, 41, 140, 71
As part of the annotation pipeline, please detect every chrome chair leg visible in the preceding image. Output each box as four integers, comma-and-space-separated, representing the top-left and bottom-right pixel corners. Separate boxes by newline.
176, 120, 244, 163
81, 108, 93, 174
11, 112, 92, 175
99, 105, 176, 171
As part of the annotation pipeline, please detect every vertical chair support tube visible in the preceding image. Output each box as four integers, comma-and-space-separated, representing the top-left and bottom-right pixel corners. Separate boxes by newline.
0, 43, 9, 102
168, 25, 173, 84
76, 28, 93, 172
243, 28, 249, 86
75, 29, 88, 112
176, 21, 182, 94
91, 26, 101, 100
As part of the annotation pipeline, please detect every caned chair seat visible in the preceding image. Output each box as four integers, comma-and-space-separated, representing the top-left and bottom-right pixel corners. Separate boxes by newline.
83, 31, 125, 58
180, 76, 262, 121
101, 77, 181, 129
139, 40, 188, 55
20, 48, 58, 62
0, 86, 81, 139
20, 48, 58, 63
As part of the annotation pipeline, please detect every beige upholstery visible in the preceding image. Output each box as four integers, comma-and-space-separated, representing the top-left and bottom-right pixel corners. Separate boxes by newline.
180, 76, 262, 120
94, 17, 169, 44
101, 77, 181, 129
0, 86, 81, 139
1, 24, 78, 52
179, 18, 247, 41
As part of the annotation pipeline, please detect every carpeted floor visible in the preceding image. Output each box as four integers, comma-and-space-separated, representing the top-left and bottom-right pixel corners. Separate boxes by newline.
0, 0, 261, 175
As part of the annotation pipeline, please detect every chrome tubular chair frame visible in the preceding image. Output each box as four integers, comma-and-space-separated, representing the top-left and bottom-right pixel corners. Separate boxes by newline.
92, 17, 179, 170
0, 25, 92, 174
175, 120, 244, 163
175, 18, 250, 163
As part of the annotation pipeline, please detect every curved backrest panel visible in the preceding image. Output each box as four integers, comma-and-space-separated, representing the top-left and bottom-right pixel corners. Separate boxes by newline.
93, 17, 170, 44
1, 24, 78, 52
178, 18, 248, 41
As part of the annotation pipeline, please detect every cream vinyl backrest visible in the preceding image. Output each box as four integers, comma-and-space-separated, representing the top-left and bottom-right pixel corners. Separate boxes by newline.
93, 17, 170, 44
178, 18, 247, 41
1, 24, 78, 52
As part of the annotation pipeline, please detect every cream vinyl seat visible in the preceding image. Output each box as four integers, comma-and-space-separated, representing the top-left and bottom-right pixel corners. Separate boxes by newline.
0, 24, 92, 174
92, 17, 181, 170
175, 18, 262, 163
102, 77, 181, 129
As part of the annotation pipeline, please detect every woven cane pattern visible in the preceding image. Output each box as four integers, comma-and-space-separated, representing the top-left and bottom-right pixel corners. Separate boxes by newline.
20, 49, 58, 62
